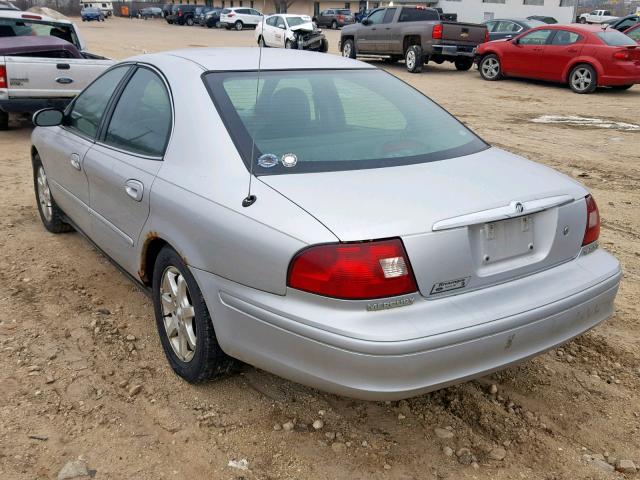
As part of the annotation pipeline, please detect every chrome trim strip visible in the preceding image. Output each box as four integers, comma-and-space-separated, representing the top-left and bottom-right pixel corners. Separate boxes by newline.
432, 194, 574, 231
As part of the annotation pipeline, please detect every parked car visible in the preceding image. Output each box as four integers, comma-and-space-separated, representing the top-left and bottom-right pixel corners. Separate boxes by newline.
139, 7, 162, 19
526, 15, 557, 24
29, 48, 621, 400
608, 14, 640, 32
313, 8, 354, 29
476, 24, 640, 93
203, 7, 223, 28
219, 7, 263, 30
0, 10, 112, 129
81, 7, 104, 22
193, 6, 212, 25
0, 1, 19, 10
579, 10, 617, 24
166, 4, 198, 26
256, 14, 328, 51
625, 23, 640, 43
80, 1, 113, 17
340, 6, 488, 73
483, 18, 545, 42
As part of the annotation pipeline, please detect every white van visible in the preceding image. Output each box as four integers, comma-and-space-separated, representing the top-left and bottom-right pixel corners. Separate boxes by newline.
80, 1, 113, 17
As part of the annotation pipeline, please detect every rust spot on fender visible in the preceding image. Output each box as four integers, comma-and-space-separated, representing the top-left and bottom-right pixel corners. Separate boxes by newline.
138, 230, 160, 283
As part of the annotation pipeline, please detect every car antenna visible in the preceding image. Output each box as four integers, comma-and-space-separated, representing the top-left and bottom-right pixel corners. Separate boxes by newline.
242, 0, 267, 208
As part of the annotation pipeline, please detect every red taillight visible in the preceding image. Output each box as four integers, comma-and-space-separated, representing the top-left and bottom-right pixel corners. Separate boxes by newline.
484, 29, 490, 43
228, 12, 235, 17
337, 14, 344, 20
432, 24, 443, 40
582, 195, 600, 246
178, 10, 183, 16
613, 50, 630, 61
288, 239, 418, 300
0, 66, 6, 89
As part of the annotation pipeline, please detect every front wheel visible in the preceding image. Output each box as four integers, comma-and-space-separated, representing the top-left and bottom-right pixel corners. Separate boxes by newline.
454, 58, 473, 71
569, 64, 597, 94
331, 20, 338, 30
186, 16, 194, 26
32, 154, 73, 234
405, 45, 423, 73
257, 35, 267, 47
479, 54, 502, 81
235, 20, 243, 31
319, 38, 329, 53
342, 38, 356, 58
285, 39, 294, 49
152, 246, 235, 383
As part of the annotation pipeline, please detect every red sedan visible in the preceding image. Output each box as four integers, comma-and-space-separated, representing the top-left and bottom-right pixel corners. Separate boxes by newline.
476, 24, 640, 93
625, 24, 640, 44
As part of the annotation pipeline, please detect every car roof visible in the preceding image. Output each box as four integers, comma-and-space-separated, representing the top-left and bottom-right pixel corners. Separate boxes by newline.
530, 24, 607, 32
132, 47, 373, 72
0, 9, 71, 23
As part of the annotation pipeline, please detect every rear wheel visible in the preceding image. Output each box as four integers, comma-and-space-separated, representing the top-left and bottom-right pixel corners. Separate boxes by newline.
579, 17, 587, 23
342, 39, 356, 58
32, 154, 72, 234
479, 54, 502, 81
285, 39, 293, 49
152, 246, 235, 383
186, 16, 194, 26
0, 111, 8, 131
405, 45, 423, 73
235, 20, 243, 30
569, 64, 597, 94
454, 58, 473, 71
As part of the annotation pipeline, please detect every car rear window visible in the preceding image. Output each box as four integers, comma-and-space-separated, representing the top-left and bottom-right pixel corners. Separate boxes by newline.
597, 30, 636, 45
221, 9, 231, 14
204, 69, 487, 175
0, 18, 79, 47
398, 7, 439, 22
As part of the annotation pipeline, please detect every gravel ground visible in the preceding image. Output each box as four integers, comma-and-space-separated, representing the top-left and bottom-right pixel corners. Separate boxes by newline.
1, 17, 639, 480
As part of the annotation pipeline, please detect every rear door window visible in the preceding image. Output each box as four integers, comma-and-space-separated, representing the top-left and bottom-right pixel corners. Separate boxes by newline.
550, 30, 580, 45
398, 7, 438, 22
103, 68, 172, 157
382, 8, 396, 23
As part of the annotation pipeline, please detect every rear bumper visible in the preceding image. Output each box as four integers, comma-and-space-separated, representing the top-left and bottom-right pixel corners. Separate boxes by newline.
0, 97, 72, 114
192, 248, 621, 400
432, 44, 477, 58
599, 69, 640, 86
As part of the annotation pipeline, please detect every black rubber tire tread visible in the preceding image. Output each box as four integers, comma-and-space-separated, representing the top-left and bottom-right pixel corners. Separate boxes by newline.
479, 54, 503, 81
454, 58, 473, 71
405, 44, 423, 73
152, 246, 236, 383
32, 153, 73, 233
0, 111, 8, 130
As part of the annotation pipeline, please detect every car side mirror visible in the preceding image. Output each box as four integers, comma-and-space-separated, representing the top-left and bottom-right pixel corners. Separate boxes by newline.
33, 108, 64, 127
362, 18, 370, 25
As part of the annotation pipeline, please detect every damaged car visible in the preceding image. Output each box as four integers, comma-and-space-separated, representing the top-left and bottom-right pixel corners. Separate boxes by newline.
256, 14, 328, 52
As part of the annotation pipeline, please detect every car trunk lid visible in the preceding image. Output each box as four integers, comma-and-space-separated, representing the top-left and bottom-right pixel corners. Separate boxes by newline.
261, 147, 589, 297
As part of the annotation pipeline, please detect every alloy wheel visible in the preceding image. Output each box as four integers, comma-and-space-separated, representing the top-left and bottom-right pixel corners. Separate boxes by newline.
482, 58, 500, 79
571, 67, 592, 92
342, 43, 352, 57
36, 166, 53, 222
160, 266, 197, 362
406, 50, 416, 71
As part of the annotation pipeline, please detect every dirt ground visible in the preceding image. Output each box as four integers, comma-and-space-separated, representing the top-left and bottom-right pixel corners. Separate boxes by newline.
1, 17, 639, 480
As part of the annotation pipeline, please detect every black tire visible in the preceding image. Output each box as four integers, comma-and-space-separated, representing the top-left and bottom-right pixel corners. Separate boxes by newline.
479, 54, 503, 81
579, 17, 587, 24
186, 16, 194, 26
405, 44, 423, 73
454, 58, 473, 71
341, 38, 356, 58
611, 84, 632, 91
285, 39, 294, 49
152, 246, 235, 383
569, 64, 597, 94
0, 110, 8, 131
32, 153, 73, 234
331, 20, 338, 30
319, 38, 329, 53
167, 19, 173, 24
257, 35, 267, 47
235, 20, 243, 31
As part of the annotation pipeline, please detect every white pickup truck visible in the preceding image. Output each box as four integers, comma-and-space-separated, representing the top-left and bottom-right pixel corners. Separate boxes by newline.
0, 10, 112, 129
578, 10, 618, 24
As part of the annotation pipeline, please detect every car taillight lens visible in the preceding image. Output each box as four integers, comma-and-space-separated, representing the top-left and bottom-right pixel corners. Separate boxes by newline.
432, 24, 443, 40
484, 29, 489, 43
288, 239, 418, 300
337, 14, 344, 20
0, 66, 6, 88
613, 50, 631, 61
582, 194, 600, 246
228, 12, 235, 17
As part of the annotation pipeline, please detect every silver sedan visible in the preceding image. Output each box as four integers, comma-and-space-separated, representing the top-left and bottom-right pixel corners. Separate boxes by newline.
30, 48, 621, 400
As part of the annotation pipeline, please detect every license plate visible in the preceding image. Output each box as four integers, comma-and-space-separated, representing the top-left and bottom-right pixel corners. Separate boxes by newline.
481, 216, 534, 264
442, 45, 459, 55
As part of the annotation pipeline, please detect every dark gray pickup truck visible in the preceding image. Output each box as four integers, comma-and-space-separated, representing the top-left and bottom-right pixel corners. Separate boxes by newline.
340, 6, 488, 73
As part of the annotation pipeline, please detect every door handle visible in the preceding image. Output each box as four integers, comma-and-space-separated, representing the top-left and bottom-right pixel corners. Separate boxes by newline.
124, 179, 144, 202
70, 153, 81, 171
385, 27, 391, 30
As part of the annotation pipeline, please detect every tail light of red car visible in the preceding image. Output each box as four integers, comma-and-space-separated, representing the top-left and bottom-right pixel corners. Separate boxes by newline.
432, 24, 443, 40
287, 239, 418, 300
612, 49, 634, 61
582, 194, 600, 246
0, 66, 6, 89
